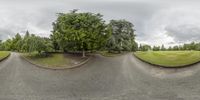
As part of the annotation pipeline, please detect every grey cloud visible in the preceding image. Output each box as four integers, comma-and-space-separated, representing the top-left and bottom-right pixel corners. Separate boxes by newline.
165, 24, 200, 42
0, 29, 15, 40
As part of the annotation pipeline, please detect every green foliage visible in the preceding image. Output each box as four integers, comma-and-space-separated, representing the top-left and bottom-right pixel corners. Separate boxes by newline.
134, 51, 200, 67
2, 10, 200, 55
150, 42, 200, 51
161, 44, 166, 51
152, 46, 160, 51
2, 39, 12, 51
139, 44, 151, 51
1, 31, 53, 54
23, 34, 53, 54
106, 19, 136, 53
12, 33, 23, 51
167, 42, 200, 51
1, 10, 139, 55
0, 40, 3, 50
51, 10, 108, 56
173, 46, 179, 51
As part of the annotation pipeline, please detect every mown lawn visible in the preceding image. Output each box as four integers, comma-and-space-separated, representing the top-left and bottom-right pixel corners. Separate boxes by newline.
134, 51, 200, 67
0, 51, 10, 60
24, 53, 88, 68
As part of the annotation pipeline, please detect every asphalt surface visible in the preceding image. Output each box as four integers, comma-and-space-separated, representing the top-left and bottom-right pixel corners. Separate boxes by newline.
0, 52, 200, 100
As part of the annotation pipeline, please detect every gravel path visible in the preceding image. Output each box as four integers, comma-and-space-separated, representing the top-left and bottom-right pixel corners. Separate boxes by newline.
0, 52, 200, 100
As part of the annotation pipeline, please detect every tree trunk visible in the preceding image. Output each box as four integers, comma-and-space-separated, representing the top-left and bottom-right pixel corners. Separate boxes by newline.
118, 50, 121, 53
82, 49, 86, 58
38, 51, 41, 54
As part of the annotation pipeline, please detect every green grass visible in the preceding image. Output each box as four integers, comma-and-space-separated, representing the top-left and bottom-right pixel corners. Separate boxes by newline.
24, 53, 87, 68
0, 51, 10, 60
134, 51, 200, 67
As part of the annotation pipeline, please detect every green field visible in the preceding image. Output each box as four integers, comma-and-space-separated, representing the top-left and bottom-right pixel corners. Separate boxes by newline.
0, 51, 10, 60
134, 51, 200, 67
24, 53, 88, 68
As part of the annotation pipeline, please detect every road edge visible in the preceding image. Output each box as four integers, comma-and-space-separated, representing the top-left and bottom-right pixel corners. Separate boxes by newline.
20, 53, 92, 70
98, 51, 130, 57
133, 53, 200, 68
0, 52, 11, 62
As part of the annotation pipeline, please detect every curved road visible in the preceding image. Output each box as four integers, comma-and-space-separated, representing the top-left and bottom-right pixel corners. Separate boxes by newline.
0, 53, 200, 100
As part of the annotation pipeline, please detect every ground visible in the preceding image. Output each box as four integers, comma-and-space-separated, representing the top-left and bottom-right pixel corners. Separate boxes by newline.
23, 53, 88, 68
0, 52, 200, 99
134, 51, 200, 67
99, 51, 127, 57
0, 51, 10, 60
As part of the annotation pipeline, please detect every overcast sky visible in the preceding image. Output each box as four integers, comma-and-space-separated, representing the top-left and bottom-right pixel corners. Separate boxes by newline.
0, 0, 200, 46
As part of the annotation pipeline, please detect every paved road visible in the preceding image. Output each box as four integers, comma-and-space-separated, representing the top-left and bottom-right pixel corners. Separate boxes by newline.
0, 52, 200, 100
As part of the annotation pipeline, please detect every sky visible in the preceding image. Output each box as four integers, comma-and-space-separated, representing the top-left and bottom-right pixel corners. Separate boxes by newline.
0, 0, 200, 47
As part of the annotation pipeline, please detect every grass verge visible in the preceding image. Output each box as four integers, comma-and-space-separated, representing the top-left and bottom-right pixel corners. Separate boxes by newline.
23, 52, 89, 69
134, 51, 200, 67
0, 51, 10, 60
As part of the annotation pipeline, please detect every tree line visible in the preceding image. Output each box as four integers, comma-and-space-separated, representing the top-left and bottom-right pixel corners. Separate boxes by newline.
0, 31, 53, 54
0, 10, 137, 57
138, 42, 200, 51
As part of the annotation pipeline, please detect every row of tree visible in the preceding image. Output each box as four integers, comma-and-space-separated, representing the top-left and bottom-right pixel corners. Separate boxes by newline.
0, 10, 138, 57
51, 10, 137, 57
0, 31, 53, 54
138, 42, 200, 51
168, 42, 200, 51
2, 10, 198, 54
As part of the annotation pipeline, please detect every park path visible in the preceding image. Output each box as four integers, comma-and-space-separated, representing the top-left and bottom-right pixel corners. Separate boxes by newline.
0, 52, 200, 100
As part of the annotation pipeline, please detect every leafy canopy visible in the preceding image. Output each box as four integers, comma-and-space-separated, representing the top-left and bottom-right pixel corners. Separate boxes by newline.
106, 19, 136, 52
52, 10, 108, 54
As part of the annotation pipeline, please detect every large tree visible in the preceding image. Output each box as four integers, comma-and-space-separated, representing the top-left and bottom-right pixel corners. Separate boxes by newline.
51, 10, 108, 57
12, 33, 23, 51
106, 19, 136, 53
2, 39, 12, 51
161, 44, 166, 51
153, 46, 160, 51
24, 34, 53, 54
195, 43, 200, 51
139, 44, 151, 51
0, 40, 3, 50
21, 31, 31, 52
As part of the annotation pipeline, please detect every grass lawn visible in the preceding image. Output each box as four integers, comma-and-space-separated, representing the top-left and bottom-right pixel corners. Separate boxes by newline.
24, 53, 88, 68
134, 51, 200, 67
0, 51, 10, 60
